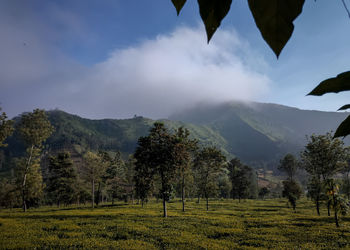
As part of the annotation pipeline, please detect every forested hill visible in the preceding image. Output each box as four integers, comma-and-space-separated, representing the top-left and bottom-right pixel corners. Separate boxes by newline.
1, 102, 349, 171
170, 102, 350, 164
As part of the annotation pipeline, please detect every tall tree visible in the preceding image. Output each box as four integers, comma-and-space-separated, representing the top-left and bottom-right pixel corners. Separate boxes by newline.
228, 158, 253, 202
0, 107, 14, 147
258, 187, 270, 200
82, 151, 107, 209
341, 150, 350, 200
46, 152, 77, 207
103, 151, 126, 205
124, 155, 136, 204
15, 155, 44, 209
282, 179, 302, 211
173, 127, 197, 212
134, 122, 176, 217
17, 109, 54, 211
0, 178, 19, 208
324, 179, 349, 227
194, 147, 226, 211
301, 133, 347, 215
278, 154, 298, 181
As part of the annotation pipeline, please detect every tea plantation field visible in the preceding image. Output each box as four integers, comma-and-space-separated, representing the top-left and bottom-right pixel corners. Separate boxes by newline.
0, 199, 349, 249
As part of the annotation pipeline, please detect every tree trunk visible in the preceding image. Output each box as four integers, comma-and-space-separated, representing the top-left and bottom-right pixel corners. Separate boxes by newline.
327, 200, 331, 216
163, 197, 167, 218
182, 176, 185, 212
333, 194, 340, 227
335, 210, 339, 227
141, 199, 144, 208
316, 197, 320, 216
206, 197, 209, 211
197, 194, 200, 203
92, 179, 95, 209
22, 144, 34, 212
95, 182, 101, 207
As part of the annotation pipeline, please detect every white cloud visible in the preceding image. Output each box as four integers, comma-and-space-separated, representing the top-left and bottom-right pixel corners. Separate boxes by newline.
0, 15, 271, 119
67, 26, 271, 118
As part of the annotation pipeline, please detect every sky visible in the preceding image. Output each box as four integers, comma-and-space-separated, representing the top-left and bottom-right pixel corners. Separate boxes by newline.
1, 0, 350, 119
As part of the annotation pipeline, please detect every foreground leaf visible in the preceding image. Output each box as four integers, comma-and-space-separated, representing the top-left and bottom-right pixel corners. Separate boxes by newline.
248, 0, 305, 58
308, 71, 350, 96
198, 0, 232, 43
338, 104, 350, 111
334, 115, 350, 138
171, 0, 187, 15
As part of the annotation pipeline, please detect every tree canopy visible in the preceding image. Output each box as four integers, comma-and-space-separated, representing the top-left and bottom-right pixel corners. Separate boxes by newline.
0, 107, 14, 147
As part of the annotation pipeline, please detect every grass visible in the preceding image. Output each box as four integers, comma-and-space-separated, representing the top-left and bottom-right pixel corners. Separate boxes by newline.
0, 199, 349, 249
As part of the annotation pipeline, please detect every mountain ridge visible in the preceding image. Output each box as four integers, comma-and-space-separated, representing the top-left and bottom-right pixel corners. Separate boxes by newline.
1, 102, 349, 173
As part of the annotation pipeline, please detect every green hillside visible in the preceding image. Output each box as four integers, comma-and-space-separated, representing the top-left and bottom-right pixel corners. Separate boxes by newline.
1, 102, 349, 174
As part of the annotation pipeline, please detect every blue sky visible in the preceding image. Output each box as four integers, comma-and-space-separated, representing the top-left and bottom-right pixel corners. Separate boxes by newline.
1, 0, 350, 119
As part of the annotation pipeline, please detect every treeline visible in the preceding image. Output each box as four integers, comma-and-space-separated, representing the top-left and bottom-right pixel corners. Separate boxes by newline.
278, 133, 350, 227
1, 108, 350, 227
0, 109, 258, 214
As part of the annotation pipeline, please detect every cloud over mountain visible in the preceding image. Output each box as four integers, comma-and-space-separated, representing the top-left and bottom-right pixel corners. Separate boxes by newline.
0, 2, 270, 119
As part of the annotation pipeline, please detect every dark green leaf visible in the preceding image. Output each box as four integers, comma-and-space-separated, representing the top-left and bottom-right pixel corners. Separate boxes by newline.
198, 0, 232, 43
334, 115, 350, 138
338, 104, 350, 111
308, 71, 350, 96
248, 0, 305, 58
171, 0, 187, 16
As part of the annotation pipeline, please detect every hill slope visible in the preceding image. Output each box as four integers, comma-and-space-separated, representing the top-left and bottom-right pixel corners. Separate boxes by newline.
1, 102, 349, 172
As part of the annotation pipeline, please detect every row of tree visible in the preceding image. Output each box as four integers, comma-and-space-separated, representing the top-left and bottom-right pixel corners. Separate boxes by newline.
133, 122, 259, 217
278, 133, 350, 227
0, 109, 258, 214
1, 107, 348, 226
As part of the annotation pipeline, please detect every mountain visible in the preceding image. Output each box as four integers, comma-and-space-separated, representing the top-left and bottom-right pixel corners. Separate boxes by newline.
1, 102, 349, 174
170, 101, 350, 163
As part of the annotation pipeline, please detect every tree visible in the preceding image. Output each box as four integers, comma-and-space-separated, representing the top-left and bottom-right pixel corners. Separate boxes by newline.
134, 160, 154, 208
194, 146, 226, 211
16, 109, 54, 211
82, 151, 107, 209
0, 107, 14, 147
282, 180, 302, 211
46, 152, 77, 207
341, 151, 350, 199
15, 155, 44, 209
278, 154, 298, 181
228, 159, 252, 202
103, 151, 126, 205
171, 0, 350, 138
0, 178, 19, 208
124, 155, 136, 204
324, 179, 349, 227
301, 133, 347, 215
173, 127, 197, 212
134, 122, 177, 217
258, 187, 270, 200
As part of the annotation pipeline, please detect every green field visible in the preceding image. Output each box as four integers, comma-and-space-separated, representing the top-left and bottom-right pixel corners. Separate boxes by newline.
0, 199, 349, 249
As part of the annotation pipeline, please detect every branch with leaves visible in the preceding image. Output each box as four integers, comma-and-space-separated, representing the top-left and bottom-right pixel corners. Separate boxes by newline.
171, 0, 350, 138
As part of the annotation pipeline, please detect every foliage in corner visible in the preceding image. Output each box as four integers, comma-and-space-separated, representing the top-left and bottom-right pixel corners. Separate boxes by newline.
171, 0, 350, 138
171, 0, 187, 16
248, 0, 305, 58
308, 71, 350, 138
198, 0, 233, 43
